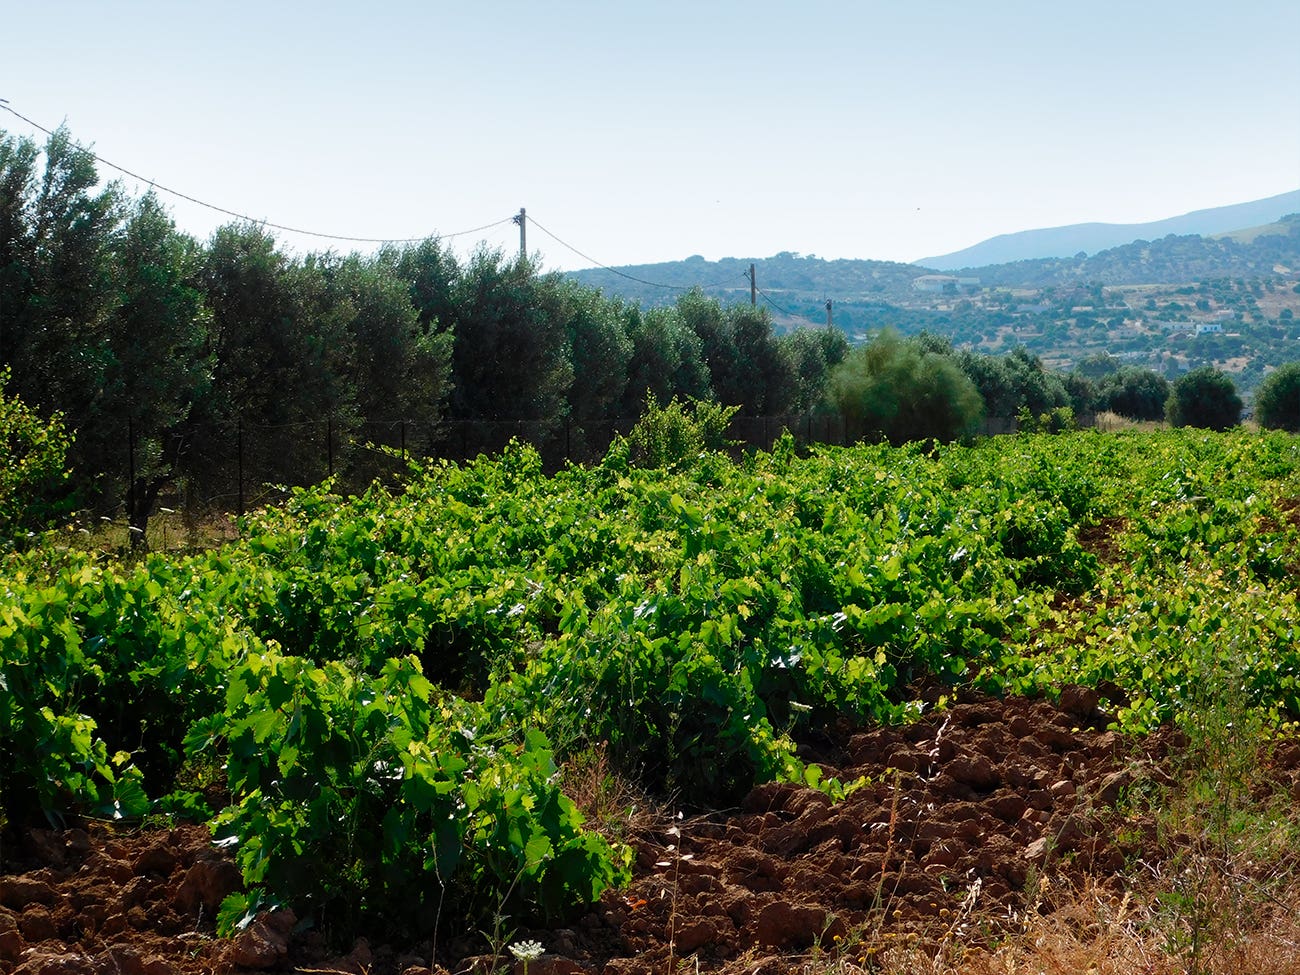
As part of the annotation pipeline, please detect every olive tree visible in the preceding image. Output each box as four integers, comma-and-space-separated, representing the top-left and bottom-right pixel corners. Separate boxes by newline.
828, 330, 983, 445
1254, 362, 1300, 432
1166, 366, 1241, 430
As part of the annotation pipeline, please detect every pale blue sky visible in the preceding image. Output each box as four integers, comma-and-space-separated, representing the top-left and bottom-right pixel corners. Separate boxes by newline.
5, 1, 1299, 270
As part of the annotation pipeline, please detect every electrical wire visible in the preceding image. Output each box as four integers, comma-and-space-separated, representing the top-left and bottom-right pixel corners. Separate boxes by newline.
0, 101, 512, 244
525, 213, 748, 292
756, 286, 796, 318
1, 102, 823, 305
534, 213, 808, 320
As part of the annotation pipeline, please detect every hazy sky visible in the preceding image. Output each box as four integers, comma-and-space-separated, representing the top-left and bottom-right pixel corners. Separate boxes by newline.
5, 1, 1299, 272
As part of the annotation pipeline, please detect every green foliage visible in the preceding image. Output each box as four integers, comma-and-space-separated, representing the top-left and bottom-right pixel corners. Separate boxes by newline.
1017, 405, 1076, 434
325, 251, 453, 425
619, 305, 710, 415
1254, 362, 1300, 432
0, 126, 121, 439
202, 224, 356, 429
1075, 352, 1124, 380
0, 369, 72, 539
958, 346, 1069, 420
443, 248, 574, 424
0, 554, 150, 825
1097, 366, 1170, 421
191, 652, 627, 938
560, 283, 633, 422
1167, 366, 1242, 430
99, 193, 212, 533
625, 393, 738, 469
829, 330, 983, 444
780, 327, 850, 414
676, 289, 797, 415
6, 426, 1300, 938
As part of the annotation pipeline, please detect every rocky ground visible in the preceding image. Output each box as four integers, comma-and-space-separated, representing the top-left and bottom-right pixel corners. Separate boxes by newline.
5, 688, 1291, 975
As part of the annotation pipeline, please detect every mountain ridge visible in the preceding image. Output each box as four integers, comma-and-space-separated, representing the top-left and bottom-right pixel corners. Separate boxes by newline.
917, 189, 1300, 269
566, 209, 1300, 310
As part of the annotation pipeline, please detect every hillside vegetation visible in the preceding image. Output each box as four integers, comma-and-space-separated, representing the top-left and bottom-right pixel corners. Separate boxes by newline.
568, 218, 1300, 393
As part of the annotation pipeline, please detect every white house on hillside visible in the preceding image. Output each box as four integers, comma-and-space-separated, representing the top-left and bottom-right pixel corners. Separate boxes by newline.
912, 275, 980, 293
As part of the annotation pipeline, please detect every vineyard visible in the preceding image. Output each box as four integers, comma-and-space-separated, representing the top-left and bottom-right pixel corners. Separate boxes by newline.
4, 429, 1300, 973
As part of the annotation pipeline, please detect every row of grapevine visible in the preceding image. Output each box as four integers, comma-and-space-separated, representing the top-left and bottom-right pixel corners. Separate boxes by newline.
3, 429, 1299, 941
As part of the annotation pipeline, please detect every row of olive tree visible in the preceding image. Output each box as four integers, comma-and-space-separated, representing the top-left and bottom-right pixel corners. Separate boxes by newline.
823, 331, 1079, 444
821, 333, 1287, 442
8, 124, 1289, 540
0, 126, 851, 533
1070, 354, 1252, 431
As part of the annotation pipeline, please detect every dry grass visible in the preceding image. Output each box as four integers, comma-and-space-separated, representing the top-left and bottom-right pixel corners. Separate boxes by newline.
944, 883, 1300, 975
861, 731, 1300, 974
769, 873, 1300, 975
1091, 411, 1166, 433
51, 507, 241, 555
561, 742, 666, 847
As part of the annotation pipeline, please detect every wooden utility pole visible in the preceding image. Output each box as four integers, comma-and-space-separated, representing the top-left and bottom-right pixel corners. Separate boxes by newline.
749, 263, 756, 307
825, 299, 833, 329
513, 207, 527, 259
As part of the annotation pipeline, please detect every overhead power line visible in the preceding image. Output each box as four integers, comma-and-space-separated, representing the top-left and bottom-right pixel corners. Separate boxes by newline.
1, 102, 817, 303
525, 213, 748, 292
756, 286, 795, 318
0, 101, 512, 244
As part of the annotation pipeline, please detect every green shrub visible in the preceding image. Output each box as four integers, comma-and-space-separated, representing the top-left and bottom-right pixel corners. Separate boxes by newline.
0, 555, 150, 828
829, 330, 983, 445
0, 369, 72, 540
1018, 405, 1076, 434
625, 393, 738, 468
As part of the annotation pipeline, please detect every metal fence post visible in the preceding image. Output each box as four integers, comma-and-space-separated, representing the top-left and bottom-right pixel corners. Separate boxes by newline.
127, 417, 136, 526
237, 419, 245, 516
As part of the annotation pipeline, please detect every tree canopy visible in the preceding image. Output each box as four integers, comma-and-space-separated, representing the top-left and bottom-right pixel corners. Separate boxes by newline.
1254, 362, 1300, 432
1097, 366, 1170, 421
828, 330, 983, 445
1166, 367, 1242, 431
10, 121, 1296, 541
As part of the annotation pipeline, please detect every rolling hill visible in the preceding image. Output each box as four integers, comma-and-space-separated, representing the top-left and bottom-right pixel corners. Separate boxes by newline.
566, 212, 1300, 311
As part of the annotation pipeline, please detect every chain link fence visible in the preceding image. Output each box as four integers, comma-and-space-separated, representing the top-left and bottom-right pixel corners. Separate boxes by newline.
129, 411, 1043, 521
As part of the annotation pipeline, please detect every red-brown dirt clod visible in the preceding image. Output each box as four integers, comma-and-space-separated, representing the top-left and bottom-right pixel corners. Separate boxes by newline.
0, 693, 1205, 973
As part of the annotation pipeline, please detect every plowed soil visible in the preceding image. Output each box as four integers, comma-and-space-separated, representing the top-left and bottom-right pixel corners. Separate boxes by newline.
4, 690, 1291, 975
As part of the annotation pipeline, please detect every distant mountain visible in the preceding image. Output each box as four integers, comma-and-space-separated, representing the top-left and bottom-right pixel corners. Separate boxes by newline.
966, 213, 1300, 289
566, 212, 1300, 313
918, 189, 1300, 270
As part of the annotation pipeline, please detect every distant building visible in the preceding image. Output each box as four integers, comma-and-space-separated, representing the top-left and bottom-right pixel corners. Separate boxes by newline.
1195, 322, 1224, 335
912, 274, 980, 293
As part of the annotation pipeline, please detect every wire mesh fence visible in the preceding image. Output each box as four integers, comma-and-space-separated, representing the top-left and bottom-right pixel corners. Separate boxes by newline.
129, 411, 1043, 522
